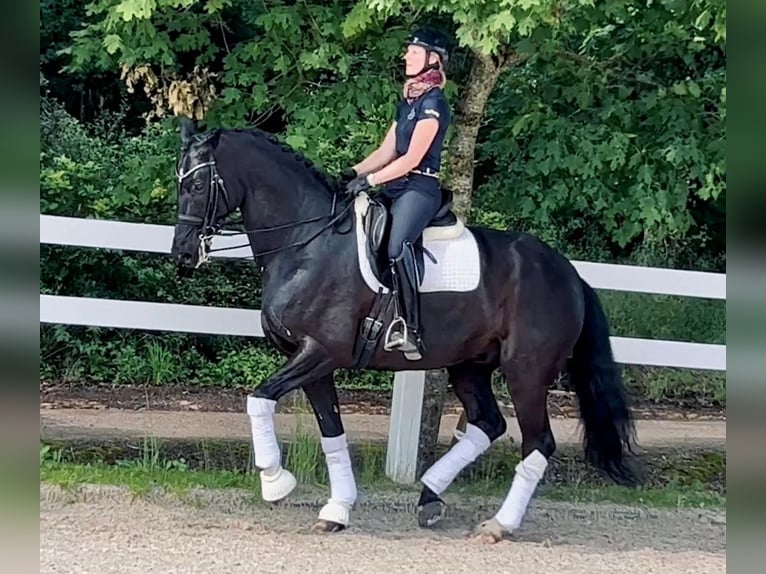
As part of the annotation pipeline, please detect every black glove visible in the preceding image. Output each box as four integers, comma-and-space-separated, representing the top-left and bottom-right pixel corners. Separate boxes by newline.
345, 174, 372, 197
339, 167, 357, 187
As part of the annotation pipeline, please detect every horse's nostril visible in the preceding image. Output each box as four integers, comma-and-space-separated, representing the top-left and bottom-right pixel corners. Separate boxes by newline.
177, 252, 195, 268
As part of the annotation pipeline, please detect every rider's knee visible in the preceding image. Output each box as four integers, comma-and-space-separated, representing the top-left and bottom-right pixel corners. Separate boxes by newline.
388, 239, 406, 260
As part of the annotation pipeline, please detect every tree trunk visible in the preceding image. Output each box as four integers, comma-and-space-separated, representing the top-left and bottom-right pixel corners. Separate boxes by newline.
445, 51, 512, 215
417, 50, 517, 468
415, 368, 449, 477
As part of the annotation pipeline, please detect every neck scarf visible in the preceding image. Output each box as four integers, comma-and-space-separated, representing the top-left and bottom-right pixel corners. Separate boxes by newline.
403, 68, 445, 103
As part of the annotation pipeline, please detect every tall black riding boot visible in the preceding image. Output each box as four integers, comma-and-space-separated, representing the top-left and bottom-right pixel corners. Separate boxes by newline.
384, 241, 424, 360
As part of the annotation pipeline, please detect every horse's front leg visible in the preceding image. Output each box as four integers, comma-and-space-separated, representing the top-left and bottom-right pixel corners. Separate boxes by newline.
302, 373, 358, 532
247, 336, 334, 503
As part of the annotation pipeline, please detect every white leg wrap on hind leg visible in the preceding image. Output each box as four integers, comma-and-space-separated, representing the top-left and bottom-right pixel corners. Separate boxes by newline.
247, 396, 296, 502
318, 434, 357, 525
421, 423, 491, 495
494, 449, 548, 532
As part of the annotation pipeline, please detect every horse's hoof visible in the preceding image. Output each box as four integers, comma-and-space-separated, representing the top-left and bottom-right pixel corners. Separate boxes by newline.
260, 467, 297, 502
417, 500, 445, 528
312, 519, 346, 533
472, 517, 509, 544
317, 501, 351, 530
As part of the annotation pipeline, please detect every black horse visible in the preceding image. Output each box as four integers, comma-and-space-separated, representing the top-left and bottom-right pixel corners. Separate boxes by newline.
170, 118, 640, 542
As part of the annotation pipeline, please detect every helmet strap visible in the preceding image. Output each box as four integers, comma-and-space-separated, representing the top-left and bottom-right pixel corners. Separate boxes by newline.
405, 50, 441, 78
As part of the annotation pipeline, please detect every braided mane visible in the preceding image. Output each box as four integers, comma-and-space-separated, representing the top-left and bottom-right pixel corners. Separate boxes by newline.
213, 127, 342, 194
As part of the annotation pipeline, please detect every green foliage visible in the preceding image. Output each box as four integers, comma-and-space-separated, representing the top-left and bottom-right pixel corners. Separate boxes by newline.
473, 0, 725, 253
40, 95, 178, 222
56, 0, 727, 253
600, 291, 724, 345
63, 0, 412, 173
344, 0, 562, 56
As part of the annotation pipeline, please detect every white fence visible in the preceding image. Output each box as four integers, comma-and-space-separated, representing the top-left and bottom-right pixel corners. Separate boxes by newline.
40, 214, 726, 483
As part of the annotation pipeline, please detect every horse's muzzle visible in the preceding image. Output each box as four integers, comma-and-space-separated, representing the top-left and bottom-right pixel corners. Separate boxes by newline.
173, 250, 198, 278
170, 224, 201, 271
177, 252, 195, 267
176, 261, 196, 278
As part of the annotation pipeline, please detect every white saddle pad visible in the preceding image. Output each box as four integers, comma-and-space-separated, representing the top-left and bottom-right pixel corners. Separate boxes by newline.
353, 194, 481, 294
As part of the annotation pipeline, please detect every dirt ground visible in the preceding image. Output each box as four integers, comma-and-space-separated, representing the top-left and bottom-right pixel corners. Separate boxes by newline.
39, 381, 727, 420
39, 381, 727, 451
39, 381, 726, 572
40, 484, 725, 574
40, 405, 727, 450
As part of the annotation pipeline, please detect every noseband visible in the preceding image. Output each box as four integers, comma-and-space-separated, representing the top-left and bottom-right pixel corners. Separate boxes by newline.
176, 159, 232, 267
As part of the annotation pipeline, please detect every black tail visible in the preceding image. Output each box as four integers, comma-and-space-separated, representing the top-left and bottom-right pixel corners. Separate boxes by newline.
568, 278, 642, 486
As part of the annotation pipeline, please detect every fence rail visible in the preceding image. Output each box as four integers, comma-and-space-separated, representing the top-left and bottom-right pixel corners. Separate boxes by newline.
39, 214, 727, 483
40, 215, 726, 299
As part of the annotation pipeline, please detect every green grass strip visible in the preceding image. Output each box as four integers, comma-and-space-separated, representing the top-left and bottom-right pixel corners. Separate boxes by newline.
41, 459, 723, 510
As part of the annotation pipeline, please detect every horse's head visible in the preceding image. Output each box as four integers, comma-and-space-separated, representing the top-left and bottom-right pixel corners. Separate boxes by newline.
170, 117, 232, 270
171, 119, 348, 272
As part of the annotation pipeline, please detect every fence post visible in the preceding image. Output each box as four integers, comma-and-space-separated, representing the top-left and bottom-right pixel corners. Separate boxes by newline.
385, 370, 426, 483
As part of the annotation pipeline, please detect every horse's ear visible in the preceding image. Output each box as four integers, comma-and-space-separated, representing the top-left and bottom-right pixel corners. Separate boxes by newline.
179, 116, 196, 147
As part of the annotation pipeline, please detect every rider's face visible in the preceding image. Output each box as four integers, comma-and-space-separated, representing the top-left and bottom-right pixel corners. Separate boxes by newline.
404, 44, 429, 76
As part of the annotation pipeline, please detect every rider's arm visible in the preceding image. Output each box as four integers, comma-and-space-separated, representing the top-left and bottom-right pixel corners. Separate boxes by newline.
352, 122, 398, 175
365, 118, 439, 186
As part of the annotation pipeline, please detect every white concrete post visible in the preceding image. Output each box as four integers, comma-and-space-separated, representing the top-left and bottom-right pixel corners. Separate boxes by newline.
385, 370, 427, 484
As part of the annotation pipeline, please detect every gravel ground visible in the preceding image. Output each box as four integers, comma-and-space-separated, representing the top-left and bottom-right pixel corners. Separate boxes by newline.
40, 484, 726, 574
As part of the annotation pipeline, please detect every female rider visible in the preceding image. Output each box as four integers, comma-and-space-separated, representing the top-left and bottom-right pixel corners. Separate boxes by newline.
343, 27, 452, 360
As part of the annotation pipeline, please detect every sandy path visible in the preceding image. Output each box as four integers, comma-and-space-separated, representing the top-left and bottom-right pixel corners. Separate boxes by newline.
40, 407, 727, 448
40, 485, 725, 574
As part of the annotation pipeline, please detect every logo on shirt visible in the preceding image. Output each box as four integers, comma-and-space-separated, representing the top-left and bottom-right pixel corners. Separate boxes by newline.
407, 108, 416, 120
424, 108, 440, 118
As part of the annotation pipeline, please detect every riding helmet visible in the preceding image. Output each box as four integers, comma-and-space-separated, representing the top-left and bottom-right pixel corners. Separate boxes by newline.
404, 27, 451, 67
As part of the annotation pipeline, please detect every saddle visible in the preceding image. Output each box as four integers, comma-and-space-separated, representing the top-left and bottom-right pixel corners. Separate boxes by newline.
363, 186, 461, 288
352, 186, 461, 368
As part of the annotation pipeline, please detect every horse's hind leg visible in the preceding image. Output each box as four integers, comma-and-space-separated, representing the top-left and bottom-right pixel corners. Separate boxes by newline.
475, 356, 561, 543
302, 373, 357, 532
418, 360, 505, 527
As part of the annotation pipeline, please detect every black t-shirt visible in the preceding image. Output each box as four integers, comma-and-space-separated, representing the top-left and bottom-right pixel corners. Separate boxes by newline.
393, 87, 451, 173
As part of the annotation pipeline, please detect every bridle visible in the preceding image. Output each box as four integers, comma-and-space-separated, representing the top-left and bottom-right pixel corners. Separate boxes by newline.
175, 159, 232, 267
175, 154, 353, 267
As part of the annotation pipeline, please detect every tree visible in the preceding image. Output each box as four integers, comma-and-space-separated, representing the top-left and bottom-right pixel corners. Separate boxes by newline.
61, 0, 411, 173
473, 0, 726, 256
343, 0, 727, 461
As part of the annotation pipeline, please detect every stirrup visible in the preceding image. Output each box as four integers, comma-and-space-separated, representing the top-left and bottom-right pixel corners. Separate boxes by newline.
383, 316, 408, 351
383, 317, 423, 360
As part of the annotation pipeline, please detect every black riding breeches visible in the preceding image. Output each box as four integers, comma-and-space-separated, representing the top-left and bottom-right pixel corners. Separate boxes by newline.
385, 187, 442, 260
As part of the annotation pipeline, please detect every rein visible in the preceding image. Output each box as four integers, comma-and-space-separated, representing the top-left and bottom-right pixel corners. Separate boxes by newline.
176, 158, 353, 265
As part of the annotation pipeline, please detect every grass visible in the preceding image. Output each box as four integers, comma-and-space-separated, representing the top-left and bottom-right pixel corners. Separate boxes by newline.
40, 438, 725, 511
538, 483, 724, 508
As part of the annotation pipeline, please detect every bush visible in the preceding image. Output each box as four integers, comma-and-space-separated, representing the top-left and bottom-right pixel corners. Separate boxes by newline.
40, 96, 178, 223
